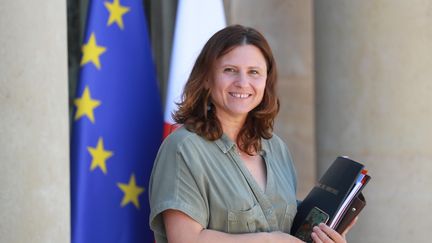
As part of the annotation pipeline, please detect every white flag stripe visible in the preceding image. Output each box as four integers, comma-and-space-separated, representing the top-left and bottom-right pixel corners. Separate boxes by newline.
164, 0, 226, 124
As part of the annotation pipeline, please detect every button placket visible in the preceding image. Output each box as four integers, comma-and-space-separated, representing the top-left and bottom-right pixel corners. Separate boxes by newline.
228, 146, 279, 231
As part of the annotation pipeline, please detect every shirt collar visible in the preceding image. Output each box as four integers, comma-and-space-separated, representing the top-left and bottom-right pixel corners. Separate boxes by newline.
215, 133, 270, 156
215, 133, 236, 153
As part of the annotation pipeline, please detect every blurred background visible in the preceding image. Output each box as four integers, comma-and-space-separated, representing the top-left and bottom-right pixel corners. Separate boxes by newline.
1, 0, 431, 242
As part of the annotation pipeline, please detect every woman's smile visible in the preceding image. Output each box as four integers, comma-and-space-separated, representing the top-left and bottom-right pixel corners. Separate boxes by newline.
228, 92, 252, 99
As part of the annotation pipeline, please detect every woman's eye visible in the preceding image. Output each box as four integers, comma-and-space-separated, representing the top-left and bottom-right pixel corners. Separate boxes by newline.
224, 67, 235, 73
250, 70, 259, 75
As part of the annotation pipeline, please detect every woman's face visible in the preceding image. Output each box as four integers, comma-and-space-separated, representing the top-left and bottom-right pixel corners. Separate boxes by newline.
209, 44, 267, 123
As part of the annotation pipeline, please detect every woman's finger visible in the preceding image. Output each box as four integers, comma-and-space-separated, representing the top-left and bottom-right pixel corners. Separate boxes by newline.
312, 225, 332, 243
311, 231, 323, 243
316, 223, 346, 243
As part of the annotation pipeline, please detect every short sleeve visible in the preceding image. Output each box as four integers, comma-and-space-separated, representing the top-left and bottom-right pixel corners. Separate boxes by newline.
148, 136, 208, 238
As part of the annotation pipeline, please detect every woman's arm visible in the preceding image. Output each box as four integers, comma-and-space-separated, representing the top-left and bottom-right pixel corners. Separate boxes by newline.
163, 209, 305, 243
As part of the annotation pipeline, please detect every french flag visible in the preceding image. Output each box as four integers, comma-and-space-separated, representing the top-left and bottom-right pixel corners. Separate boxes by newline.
163, 0, 226, 138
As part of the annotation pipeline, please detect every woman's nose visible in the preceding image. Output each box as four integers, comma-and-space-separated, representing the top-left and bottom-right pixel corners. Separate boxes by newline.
234, 72, 249, 87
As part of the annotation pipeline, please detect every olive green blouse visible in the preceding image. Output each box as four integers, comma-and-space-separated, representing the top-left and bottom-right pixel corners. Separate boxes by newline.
149, 126, 298, 243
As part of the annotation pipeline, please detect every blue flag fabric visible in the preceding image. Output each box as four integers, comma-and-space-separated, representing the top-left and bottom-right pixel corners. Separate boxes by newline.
71, 0, 162, 242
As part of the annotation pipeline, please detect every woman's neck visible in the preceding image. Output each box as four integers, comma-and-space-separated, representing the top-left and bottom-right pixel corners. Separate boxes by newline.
216, 113, 246, 143
222, 123, 242, 142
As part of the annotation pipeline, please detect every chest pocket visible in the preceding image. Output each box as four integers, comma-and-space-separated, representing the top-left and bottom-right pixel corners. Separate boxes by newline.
227, 203, 268, 233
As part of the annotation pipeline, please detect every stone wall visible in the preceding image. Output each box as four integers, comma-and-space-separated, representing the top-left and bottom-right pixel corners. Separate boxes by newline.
0, 1, 70, 242
315, 1, 432, 242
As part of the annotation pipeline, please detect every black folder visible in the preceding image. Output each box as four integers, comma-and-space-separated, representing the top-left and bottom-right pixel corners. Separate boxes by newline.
291, 156, 371, 239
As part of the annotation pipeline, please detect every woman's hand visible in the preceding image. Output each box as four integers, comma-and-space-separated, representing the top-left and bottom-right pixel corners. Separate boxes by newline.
310, 217, 358, 243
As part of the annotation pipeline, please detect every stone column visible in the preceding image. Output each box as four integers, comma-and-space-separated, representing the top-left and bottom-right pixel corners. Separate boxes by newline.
315, 1, 432, 242
0, 1, 70, 242
225, 0, 316, 198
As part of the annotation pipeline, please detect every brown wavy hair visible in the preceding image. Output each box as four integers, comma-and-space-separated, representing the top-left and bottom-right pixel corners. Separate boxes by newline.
173, 25, 280, 155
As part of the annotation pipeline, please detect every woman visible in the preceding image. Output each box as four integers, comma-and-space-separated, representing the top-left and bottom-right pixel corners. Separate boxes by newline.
149, 25, 354, 243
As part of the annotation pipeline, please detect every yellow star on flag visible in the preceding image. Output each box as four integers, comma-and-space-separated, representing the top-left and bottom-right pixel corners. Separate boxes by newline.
74, 86, 101, 123
117, 174, 144, 209
87, 137, 113, 174
81, 32, 106, 69
104, 0, 130, 29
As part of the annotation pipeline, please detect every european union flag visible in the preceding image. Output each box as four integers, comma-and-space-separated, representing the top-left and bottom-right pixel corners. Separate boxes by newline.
71, 0, 162, 242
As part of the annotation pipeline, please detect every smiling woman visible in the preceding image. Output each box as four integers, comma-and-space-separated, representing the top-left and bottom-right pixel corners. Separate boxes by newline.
148, 25, 351, 243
